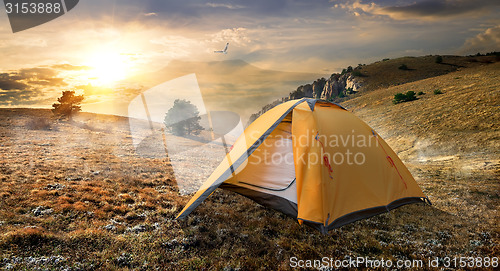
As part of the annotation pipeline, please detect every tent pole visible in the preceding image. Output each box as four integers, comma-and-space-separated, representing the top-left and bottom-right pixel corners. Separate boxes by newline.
208, 110, 236, 178
140, 93, 154, 132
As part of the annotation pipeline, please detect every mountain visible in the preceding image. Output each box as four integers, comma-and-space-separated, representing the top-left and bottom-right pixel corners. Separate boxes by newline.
128, 59, 322, 121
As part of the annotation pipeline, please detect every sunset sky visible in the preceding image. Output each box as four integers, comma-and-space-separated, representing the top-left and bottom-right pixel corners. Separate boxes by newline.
0, 0, 499, 111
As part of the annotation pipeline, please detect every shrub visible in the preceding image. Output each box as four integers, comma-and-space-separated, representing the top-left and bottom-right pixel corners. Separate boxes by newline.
341, 66, 353, 75
435, 55, 443, 63
352, 70, 365, 77
393, 91, 417, 104
393, 93, 406, 103
406, 91, 416, 100
417, 91, 425, 95
434, 89, 443, 95
398, 64, 409, 70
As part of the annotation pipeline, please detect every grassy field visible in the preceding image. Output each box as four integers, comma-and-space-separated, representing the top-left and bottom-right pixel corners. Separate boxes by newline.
0, 62, 498, 270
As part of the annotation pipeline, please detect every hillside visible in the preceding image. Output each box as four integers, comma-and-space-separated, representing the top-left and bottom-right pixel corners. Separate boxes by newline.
248, 54, 499, 123
0, 62, 498, 270
342, 62, 499, 235
345, 54, 499, 93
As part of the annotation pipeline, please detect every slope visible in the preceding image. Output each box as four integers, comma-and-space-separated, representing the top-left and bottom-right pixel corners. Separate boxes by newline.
341, 62, 499, 229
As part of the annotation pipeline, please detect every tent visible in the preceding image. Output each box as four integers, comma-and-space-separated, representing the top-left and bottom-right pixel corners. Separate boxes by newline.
176, 98, 430, 233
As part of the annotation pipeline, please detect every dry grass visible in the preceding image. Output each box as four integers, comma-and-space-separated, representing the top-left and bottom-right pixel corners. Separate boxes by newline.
0, 62, 499, 270
351, 55, 499, 93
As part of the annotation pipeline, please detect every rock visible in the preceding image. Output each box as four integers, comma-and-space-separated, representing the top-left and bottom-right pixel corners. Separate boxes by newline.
312, 78, 326, 99
116, 253, 133, 268
321, 75, 342, 99
46, 183, 65, 190
163, 238, 178, 249
32, 206, 53, 217
65, 176, 82, 182
321, 73, 363, 100
38, 143, 53, 146
290, 84, 313, 99
103, 224, 116, 231
470, 240, 482, 246
346, 75, 362, 92
127, 224, 148, 233
181, 237, 198, 249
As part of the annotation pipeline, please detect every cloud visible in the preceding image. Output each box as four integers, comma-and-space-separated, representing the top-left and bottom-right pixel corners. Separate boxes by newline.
334, 0, 500, 21
0, 67, 66, 89
0, 73, 29, 90
205, 3, 245, 9
0, 66, 69, 106
15, 68, 67, 86
0, 37, 48, 49
149, 35, 205, 58
211, 28, 252, 45
0, 90, 34, 103
0, 63, 143, 107
459, 25, 500, 54
51, 64, 91, 71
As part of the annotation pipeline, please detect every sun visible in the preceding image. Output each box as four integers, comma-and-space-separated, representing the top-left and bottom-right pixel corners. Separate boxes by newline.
85, 51, 131, 86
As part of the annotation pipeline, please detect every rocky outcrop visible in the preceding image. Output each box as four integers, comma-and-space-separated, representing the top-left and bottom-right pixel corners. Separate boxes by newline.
345, 75, 362, 92
289, 71, 363, 101
321, 74, 342, 99
290, 84, 313, 99
312, 78, 326, 99
320, 73, 362, 100
248, 68, 364, 126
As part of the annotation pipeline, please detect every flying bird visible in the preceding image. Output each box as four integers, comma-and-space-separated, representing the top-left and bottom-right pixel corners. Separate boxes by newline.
214, 43, 229, 54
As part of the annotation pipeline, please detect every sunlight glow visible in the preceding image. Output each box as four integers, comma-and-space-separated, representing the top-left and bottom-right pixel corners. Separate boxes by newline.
85, 50, 132, 86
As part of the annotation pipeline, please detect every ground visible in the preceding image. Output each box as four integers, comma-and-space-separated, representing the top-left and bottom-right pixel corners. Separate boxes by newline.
0, 62, 498, 270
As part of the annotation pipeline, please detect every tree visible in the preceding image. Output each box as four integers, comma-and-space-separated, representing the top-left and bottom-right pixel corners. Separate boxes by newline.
398, 64, 409, 70
52, 91, 84, 120
435, 55, 443, 64
164, 99, 203, 136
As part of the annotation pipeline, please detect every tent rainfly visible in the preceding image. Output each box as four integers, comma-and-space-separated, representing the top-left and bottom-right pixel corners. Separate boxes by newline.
176, 98, 430, 233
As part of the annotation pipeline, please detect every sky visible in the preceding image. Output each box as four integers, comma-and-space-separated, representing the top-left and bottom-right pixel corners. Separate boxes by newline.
0, 0, 499, 111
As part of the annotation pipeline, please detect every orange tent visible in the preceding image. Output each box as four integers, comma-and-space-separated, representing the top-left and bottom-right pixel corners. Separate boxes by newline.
177, 98, 430, 233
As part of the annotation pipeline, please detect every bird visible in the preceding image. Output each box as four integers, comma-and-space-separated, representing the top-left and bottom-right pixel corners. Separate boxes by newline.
214, 43, 229, 54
